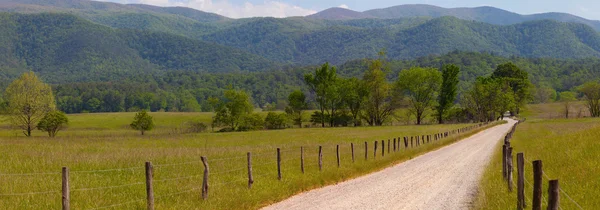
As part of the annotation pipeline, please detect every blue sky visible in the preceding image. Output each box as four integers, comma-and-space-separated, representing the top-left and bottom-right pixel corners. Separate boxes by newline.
100, 0, 600, 19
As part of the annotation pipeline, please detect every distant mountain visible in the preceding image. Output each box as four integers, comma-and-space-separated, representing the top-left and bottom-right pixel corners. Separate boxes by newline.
1, 1, 600, 69
0, 0, 230, 39
202, 16, 600, 65
0, 0, 229, 22
0, 13, 278, 83
307, 7, 376, 20
363, 4, 600, 31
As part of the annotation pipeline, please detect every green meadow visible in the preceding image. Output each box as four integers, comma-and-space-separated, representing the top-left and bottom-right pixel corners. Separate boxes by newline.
0, 112, 495, 209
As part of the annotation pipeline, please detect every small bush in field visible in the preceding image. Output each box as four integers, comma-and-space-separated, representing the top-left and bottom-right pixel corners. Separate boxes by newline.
265, 112, 288, 130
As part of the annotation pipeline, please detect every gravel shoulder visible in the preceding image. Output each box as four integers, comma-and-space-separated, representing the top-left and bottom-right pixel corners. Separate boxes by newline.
263, 120, 516, 210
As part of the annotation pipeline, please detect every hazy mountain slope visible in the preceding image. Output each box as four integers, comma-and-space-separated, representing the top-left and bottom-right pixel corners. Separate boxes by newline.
203, 16, 600, 64
363, 4, 600, 31
0, 0, 229, 38
307, 7, 376, 20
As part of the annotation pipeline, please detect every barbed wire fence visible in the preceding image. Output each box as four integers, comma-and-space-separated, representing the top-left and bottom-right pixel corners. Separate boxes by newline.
502, 119, 583, 210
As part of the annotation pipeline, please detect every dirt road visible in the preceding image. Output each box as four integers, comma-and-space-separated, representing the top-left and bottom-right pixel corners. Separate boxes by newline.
263, 119, 516, 210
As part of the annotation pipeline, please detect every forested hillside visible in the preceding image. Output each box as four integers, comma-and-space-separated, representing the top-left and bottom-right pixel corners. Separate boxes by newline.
0, 13, 278, 84
2, 1, 600, 65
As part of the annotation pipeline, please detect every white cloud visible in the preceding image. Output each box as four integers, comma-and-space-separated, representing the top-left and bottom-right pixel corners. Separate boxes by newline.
338, 4, 349, 9
130, 0, 316, 18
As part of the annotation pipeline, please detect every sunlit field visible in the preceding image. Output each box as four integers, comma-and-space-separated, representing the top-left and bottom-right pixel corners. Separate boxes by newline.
0, 112, 497, 209
475, 117, 599, 209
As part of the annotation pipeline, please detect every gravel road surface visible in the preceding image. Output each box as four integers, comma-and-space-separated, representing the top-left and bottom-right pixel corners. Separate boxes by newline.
263, 119, 516, 210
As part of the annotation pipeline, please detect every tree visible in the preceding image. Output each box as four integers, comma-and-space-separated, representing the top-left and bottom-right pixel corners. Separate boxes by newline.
285, 90, 307, 128
4, 72, 56, 137
396, 67, 442, 125
533, 84, 557, 104
37, 111, 69, 137
559, 91, 577, 118
304, 63, 339, 127
461, 77, 514, 122
211, 89, 254, 131
130, 110, 154, 135
436, 64, 460, 124
578, 82, 600, 117
362, 52, 397, 126
341, 78, 368, 126
491, 62, 532, 115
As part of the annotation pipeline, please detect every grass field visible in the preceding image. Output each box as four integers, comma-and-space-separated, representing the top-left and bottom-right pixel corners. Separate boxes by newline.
520, 101, 588, 120
0, 112, 497, 209
475, 118, 599, 209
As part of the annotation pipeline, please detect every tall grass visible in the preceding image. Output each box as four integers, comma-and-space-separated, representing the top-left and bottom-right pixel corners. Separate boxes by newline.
475, 118, 599, 209
0, 112, 498, 209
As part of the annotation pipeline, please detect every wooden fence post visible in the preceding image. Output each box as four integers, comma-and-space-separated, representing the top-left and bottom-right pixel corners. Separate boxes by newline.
517, 153, 526, 209
351, 143, 355, 163
508, 147, 513, 192
387, 139, 390, 154
301, 147, 305, 173
318, 146, 323, 171
393, 138, 396, 152
374, 141, 378, 158
502, 144, 508, 180
247, 152, 254, 188
404, 137, 408, 148
533, 160, 543, 210
277, 148, 282, 180
145, 162, 154, 210
336, 145, 340, 168
201, 156, 209, 200
410, 136, 414, 148
547, 180, 560, 210
364, 142, 368, 160
381, 140, 385, 157
62, 167, 69, 210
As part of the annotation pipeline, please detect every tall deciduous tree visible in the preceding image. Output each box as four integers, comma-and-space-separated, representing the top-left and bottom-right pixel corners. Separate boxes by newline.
461, 77, 514, 122
396, 67, 442, 125
491, 62, 532, 115
304, 63, 339, 127
5, 72, 56, 137
211, 89, 254, 130
341, 78, 368, 126
578, 82, 600, 117
436, 64, 460, 124
362, 52, 397, 126
285, 90, 307, 128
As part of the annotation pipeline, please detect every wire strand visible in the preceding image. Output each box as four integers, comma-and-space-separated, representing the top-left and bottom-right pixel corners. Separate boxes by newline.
72, 182, 144, 192
0, 190, 58, 196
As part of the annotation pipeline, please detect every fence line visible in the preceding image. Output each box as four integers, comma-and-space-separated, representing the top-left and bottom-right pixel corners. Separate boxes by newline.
500, 119, 576, 210
523, 157, 583, 210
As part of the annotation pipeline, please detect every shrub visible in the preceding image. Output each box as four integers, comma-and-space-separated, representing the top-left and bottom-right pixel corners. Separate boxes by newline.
186, 121, 208, 133
130, 110, 154, 135
238, 113, 264, 131
37, 111, 69, 137
265, 112, 288, 130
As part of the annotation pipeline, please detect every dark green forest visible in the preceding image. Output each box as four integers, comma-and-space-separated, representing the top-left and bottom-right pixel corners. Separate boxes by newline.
18, 51, 600, 114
